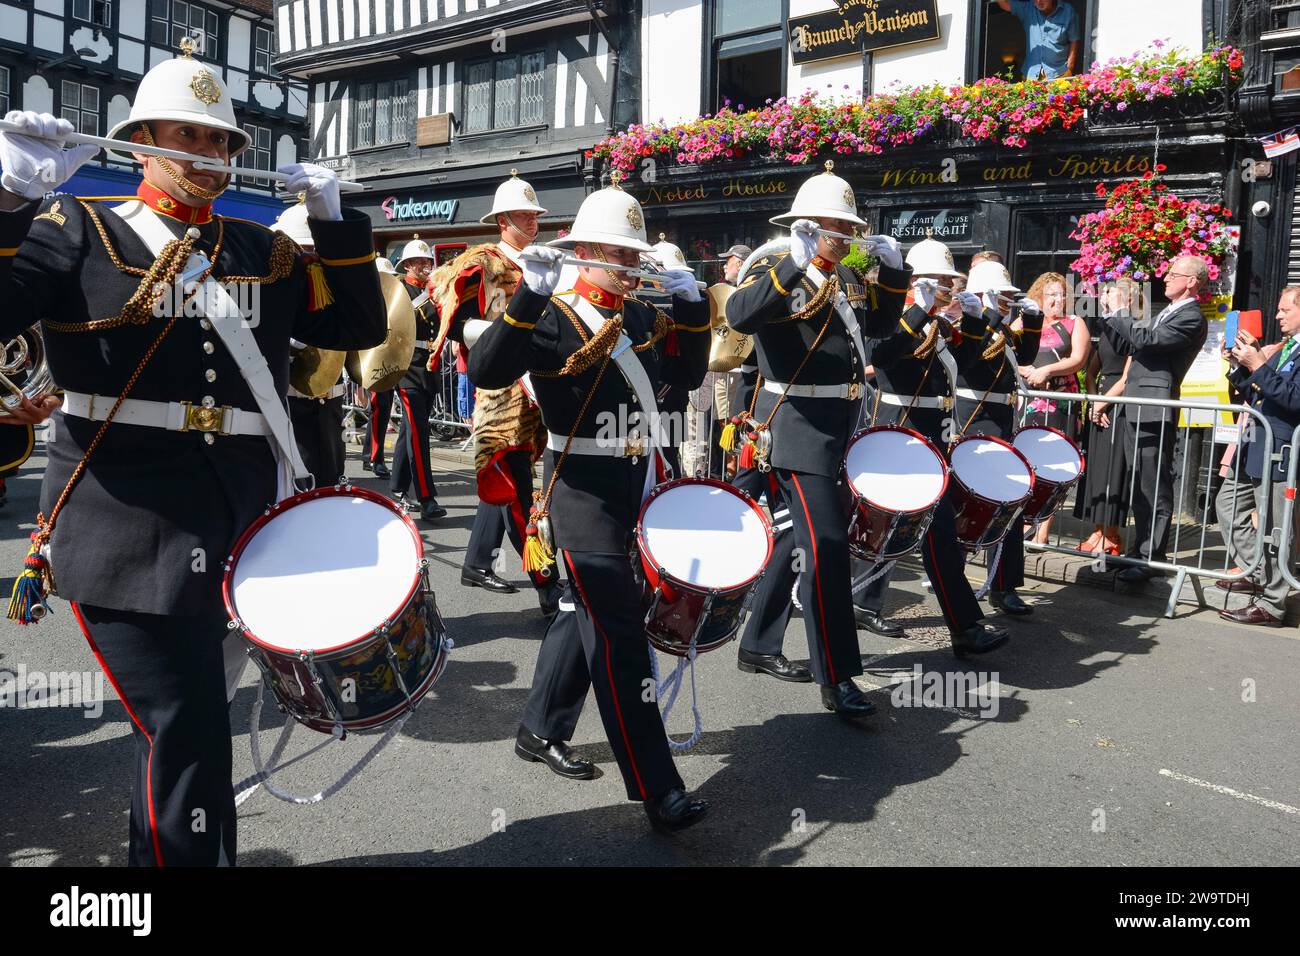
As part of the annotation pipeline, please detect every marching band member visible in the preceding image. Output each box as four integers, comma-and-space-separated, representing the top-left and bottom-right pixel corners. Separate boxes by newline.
436, 171, 559, 615
954, 260, 1045, 616
0, 42, 386, 866
390, 236, 447, 520
645, 234, 693, 477
277, 200, 348, 489
855, 237, 1011, 655
362, 255, 396, 480
469, 179, 713, 831
727, 162, 909, 717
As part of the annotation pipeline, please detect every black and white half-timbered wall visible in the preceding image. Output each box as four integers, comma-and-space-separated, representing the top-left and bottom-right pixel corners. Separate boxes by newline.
272, 0, 637, 254
0, 0, 309, 221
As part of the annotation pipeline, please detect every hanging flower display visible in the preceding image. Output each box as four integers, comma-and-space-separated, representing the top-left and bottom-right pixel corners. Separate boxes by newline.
586, 45, 1243, 172
1068, 167, 1232, 295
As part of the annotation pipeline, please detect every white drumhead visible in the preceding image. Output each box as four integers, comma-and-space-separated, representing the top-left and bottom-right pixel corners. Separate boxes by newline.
951, 439, 1032, 503
846, 429, 946, 511
231, 495, 420, 652
642, 482, 769, 588
1013, 427, 1083, 483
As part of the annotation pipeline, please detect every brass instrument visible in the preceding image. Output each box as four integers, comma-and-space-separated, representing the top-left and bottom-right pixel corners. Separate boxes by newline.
0, 326, 55, 416
705, 283, 754, 373
289, 346, 347, 399
345, 272, 416, 393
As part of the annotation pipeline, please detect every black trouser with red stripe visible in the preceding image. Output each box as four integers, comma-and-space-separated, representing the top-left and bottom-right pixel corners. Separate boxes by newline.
738, 469, 862, 687
855, 499, 984, 635
464, 449, 550, 588
367, 388, 394, 468
521, 550, 684, 802
70, 602, 236, 867
390, 370, 439, 502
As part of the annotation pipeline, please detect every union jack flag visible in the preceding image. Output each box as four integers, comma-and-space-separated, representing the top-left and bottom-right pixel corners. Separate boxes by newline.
1259, 127, 1300, 158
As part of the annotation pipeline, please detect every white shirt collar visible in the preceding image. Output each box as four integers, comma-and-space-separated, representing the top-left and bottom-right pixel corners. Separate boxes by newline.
496, 240, 524, 266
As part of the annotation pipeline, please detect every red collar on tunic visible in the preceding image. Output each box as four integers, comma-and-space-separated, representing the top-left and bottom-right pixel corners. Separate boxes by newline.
137, 181, 212, 225
574, 275, 623, 311
811, 254, 836, 273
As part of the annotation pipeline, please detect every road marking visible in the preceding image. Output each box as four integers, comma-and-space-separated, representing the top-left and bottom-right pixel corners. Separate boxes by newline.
1159, 768, 1300, 817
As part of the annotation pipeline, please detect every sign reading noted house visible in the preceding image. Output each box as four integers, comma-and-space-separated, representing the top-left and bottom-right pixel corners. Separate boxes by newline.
788, 0, 941, 65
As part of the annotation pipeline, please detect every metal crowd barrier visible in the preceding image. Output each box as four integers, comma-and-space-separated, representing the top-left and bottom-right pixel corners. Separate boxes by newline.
1271, 423, 1300, 592
1016, 388, 1272, 618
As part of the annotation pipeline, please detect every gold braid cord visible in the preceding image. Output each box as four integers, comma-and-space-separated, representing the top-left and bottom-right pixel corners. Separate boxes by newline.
138, 123, 227, 201
787, 275, 838, 322
912, 319, 940, 359
982, 328, 1009, 361
532, 298, 665, 378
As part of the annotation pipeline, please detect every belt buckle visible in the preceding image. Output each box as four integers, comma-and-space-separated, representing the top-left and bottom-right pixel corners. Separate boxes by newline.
847, 382, 863, 401
623, 436, 646, 458
942, 395, 954, 412
182, 402, 230, 435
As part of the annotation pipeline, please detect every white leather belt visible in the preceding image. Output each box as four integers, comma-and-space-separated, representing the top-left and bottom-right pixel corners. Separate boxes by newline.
878, 392, 951, 410
62, 390, 271, 437
547, 431, 649, 459
288, 382, 348, 401
763, 380, 864, 400
954, 387, 1016, 405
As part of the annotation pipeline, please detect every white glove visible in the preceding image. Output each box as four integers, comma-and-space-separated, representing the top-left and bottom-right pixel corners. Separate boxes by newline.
982, 289, 1004, 315
279, 162, 342, 221
1013, 296, 1044, 320
520, 245, 565, 297
912, 278, 939, 314
789, 218, 819, 271
955, 291, 984, 318
863, 234, 904, 270
0, 111, 98, 201
660, 268, 702, 303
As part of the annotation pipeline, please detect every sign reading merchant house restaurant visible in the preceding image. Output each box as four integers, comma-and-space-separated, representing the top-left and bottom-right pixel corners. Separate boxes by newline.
789, 0, 940, 65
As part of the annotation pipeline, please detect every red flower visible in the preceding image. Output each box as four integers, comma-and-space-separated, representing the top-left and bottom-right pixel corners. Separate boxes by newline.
1155, 163, 1168, 172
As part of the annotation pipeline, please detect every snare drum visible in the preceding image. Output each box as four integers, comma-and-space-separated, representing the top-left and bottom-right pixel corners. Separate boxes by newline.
636, 478, 773, 656
1013, 426, 1085, 524
844, 425, 949, 561
223, 487, 449, 735
947, 436, 1034, 551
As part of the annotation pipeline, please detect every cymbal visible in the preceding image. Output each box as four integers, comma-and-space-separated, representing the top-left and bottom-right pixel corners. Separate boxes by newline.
346, 272, 417, 392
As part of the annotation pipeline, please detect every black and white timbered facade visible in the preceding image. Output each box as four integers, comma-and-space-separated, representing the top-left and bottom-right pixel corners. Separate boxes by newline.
272, 0, 635, 252
0, 0, 309, 220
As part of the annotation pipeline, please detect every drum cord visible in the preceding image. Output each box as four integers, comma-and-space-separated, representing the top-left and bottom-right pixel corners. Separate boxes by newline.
850, 560, 896, 596
647, 643, 703, 752
973, 537, 1006, 600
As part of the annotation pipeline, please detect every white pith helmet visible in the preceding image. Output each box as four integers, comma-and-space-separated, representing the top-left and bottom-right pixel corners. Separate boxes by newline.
271, 201, 313, 248
906, 235, 964, 278
106, 38, 249, 159
966, 260, 1021, 296
648, 233, 693, 273
396, 235, 434, 268
548, 172, 651, 252
375, 257, 396, 275
480, 168, 548, 224
769, 160, 866, 229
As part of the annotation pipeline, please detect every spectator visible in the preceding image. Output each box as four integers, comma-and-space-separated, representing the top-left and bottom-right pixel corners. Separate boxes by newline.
1074, 279, 1142, 555
1016, 270, 1091, 544
721, 244, 753, 285
454, 341, 475, 423
1216, 287, 1300, 626
995, 0, 1082, 80
1102, 255, 1209, 582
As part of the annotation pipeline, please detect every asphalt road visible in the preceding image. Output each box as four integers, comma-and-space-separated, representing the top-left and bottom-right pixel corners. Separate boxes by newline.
2, 440, 1298, 867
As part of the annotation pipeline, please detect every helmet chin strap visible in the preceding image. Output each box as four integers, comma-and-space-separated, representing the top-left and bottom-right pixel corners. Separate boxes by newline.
139, 122, 229, 202
591, 243, 634, 296
500, 212, 536, 250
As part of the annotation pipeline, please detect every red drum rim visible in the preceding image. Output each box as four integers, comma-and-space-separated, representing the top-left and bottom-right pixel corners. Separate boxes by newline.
845, 424, 950, 515
222, 485, 425, 657
1012, 424, 1086, 485
947, 434, 1036, 508
636, 476, 774, 592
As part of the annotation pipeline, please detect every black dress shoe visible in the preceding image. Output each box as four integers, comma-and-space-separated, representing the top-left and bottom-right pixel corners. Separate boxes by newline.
372, 462, 391, 480
514, 727, 595, 779
644, 788, 709, 833
361, 459, 373, 472
419, 497, 448, 521
854, 606, 904, 636
737, 648, 812, 682
989, 589, 1033, 616
820, 680, 876, 719
461, 567, 520, 594
951, 621, 1010, 658
1116, 565, 1166, 583
537, 581, 562, 619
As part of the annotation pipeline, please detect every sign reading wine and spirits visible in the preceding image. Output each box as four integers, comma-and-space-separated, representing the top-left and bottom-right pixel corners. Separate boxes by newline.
788, 0, 941, 66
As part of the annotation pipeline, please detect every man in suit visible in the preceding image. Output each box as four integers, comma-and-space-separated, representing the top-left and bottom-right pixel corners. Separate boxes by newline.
1101, 255, 1209, 582
1216, 286, 1300, 626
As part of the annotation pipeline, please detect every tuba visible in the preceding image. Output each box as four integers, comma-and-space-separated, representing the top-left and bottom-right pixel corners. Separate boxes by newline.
0, 326, 55, 415
345, 272, 417, 393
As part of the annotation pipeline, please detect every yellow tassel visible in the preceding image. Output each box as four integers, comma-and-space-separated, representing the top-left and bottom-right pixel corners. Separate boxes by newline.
719, 421, 737, 452
306, 260, 335, 312
523, 534, 555, 574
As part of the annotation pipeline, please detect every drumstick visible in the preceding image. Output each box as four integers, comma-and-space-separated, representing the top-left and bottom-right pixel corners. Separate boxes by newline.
0, 119, 366, 193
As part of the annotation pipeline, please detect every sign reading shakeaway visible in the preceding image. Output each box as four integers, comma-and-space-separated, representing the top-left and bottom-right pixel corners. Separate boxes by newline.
789, 0, 940, 65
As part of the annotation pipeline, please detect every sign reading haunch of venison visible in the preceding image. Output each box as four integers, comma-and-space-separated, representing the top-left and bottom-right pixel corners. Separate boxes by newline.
789, 0, 941, 65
